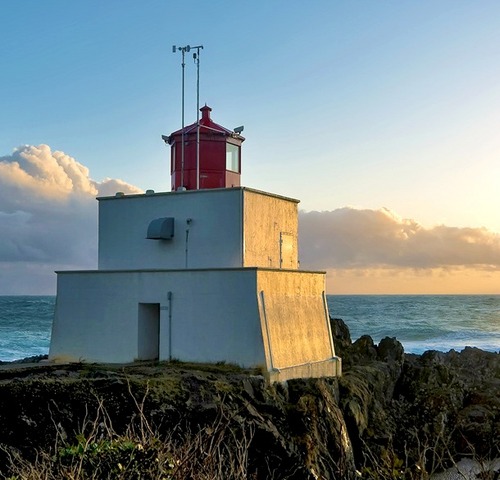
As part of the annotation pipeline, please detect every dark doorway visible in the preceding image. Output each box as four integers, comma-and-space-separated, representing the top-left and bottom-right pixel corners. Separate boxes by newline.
138, 303, 160, 360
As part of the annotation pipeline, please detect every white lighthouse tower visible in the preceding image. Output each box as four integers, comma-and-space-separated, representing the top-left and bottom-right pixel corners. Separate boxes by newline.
49, 106, 341, 382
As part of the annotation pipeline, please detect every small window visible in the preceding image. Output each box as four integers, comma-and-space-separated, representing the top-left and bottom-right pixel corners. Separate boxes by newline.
226, 143, 239, 172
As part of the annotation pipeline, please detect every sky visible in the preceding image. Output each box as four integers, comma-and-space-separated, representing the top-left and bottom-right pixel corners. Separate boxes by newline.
1, 1, 500, 294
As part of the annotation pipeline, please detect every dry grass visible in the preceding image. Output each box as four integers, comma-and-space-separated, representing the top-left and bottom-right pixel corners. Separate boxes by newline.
0, 382, 258, 480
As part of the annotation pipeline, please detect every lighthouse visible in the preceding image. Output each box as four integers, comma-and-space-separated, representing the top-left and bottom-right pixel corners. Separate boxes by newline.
49, 106, 342, 383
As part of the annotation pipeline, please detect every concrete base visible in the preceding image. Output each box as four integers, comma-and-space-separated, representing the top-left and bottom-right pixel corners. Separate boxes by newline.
266, 357, 342, 383
49, 267, 341, 382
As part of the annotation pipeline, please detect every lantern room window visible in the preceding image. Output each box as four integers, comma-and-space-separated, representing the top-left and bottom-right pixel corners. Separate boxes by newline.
226, 143, 239, 173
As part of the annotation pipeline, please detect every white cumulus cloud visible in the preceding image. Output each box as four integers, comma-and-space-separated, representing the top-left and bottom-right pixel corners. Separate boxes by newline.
0, 144, 142, 210
0, 145, 143, 293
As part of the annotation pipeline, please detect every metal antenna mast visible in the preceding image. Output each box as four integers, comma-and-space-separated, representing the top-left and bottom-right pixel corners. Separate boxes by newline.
172, 44, 204, 190
192, 45, 203, 189
172, 44, 190, 189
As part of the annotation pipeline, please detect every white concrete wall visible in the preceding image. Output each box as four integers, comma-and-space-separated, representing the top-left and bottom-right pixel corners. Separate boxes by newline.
98, 189, 243, 270
50, 269, 266, 366
50, 273, 141, 363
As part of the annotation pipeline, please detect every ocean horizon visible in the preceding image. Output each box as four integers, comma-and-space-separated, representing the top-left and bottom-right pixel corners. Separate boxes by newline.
0, 294, 499, 362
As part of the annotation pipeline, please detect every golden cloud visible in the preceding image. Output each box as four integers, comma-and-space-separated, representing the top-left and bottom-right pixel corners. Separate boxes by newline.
299, 208, 500, 270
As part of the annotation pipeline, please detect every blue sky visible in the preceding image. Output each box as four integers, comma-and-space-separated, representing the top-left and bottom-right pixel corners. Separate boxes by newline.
1, 1, 500, 293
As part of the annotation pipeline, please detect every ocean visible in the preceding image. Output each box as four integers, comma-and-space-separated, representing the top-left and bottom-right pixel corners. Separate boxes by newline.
0, 295, 499, 362
327, 295, 500, 355
0, 296, 55, 363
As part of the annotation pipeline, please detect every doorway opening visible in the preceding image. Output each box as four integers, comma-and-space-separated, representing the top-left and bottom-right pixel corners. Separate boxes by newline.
138, 303, 160, 360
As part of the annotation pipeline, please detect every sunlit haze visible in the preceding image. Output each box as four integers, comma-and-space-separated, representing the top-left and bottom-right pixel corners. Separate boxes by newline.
1, 1, 499, 294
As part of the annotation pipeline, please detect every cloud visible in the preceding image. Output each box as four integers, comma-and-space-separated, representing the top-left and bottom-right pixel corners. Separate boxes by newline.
299, 207, 500, 270
1, 146, 499, 294
0, 145, 142, 294
0, 144, 142, 211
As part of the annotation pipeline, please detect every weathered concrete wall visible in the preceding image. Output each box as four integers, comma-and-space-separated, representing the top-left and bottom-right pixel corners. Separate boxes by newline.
243, 189, 299, 269
256, 269, 340, 382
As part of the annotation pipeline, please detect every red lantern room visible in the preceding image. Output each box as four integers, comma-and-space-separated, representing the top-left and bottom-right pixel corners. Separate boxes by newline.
165, 105, 245, 191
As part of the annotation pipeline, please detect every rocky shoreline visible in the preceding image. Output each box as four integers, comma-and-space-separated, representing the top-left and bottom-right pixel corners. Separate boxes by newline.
0, 318, 498, 479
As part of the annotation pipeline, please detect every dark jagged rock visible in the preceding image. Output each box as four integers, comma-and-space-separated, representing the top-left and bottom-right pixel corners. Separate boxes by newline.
330, 317, 499, 477
0, 354, 48, 365
329, 317, 352, 358
396, 346, 500, 460
351, 335, 379, 362
0, 319, 498, 479
378, 336, 404, 367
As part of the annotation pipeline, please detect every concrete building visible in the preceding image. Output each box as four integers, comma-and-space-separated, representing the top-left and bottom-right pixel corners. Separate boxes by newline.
49, 107, 341, 382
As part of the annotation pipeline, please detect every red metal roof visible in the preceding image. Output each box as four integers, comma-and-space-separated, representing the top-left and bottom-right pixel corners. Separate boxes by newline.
169, 105, 233, 137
